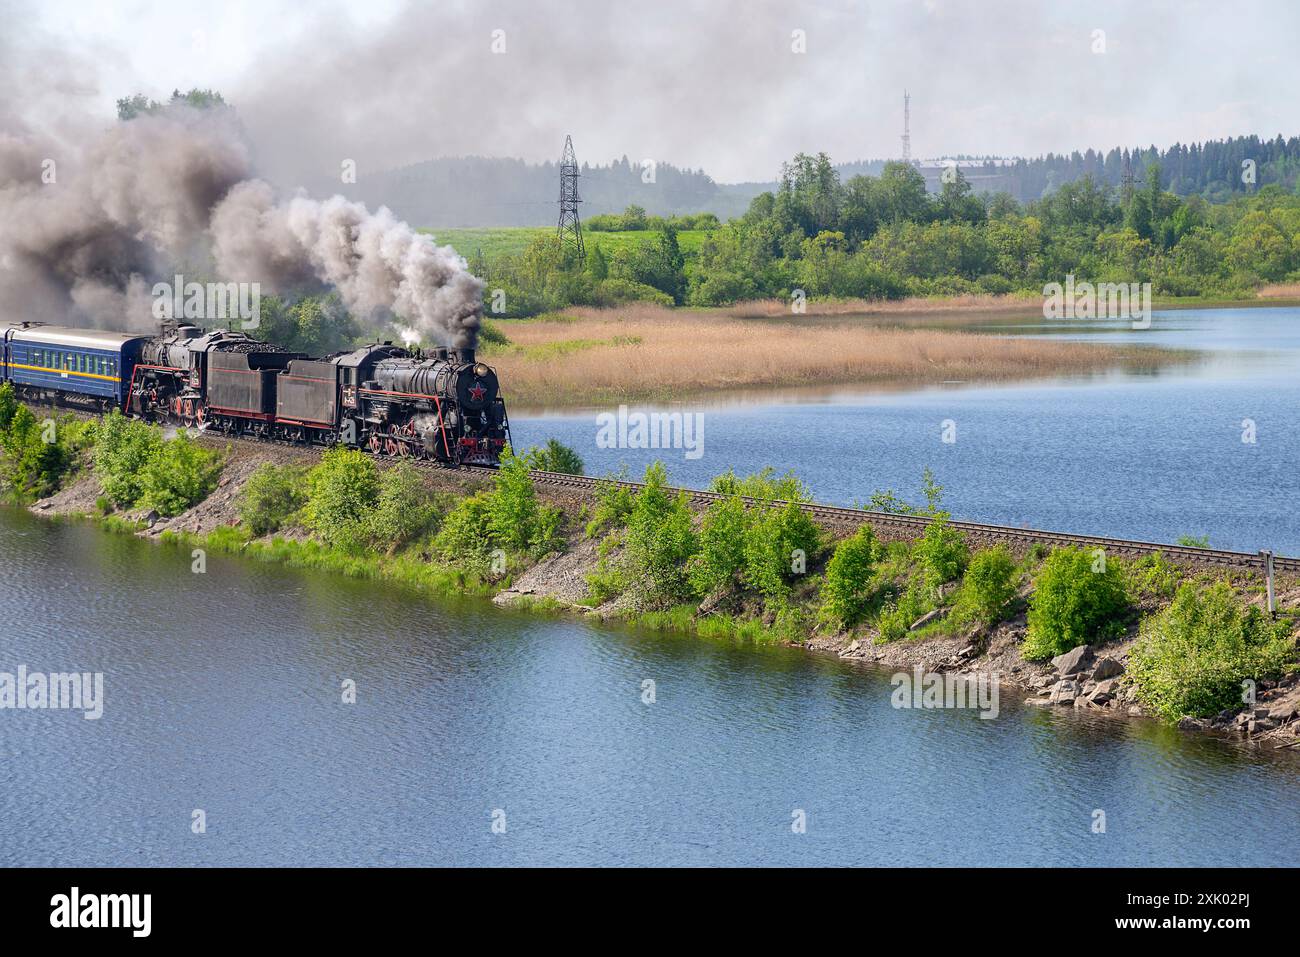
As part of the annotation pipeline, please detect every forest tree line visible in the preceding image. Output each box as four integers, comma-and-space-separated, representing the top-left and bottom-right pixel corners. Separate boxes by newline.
473, 150, 1300, 316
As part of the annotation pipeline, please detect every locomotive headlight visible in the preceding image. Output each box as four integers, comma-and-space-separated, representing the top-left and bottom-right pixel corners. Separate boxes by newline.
473, 362, 489, 378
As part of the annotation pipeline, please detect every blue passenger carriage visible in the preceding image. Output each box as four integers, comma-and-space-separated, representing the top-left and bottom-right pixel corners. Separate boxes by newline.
1, 322, 150, 411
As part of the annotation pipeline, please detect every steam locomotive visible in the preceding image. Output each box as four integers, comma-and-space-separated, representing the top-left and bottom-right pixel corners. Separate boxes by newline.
0, 320, 510, 465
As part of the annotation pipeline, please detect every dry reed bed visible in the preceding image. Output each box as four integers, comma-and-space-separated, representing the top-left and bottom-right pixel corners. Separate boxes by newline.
489, 305, 1184, 408
1258, 283, 1300, 299
718, 294, 1042, 318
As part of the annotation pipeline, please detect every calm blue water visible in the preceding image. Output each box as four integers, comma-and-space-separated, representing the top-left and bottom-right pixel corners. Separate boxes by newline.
1, 512, 1296, 867
511, 307, 1300, 554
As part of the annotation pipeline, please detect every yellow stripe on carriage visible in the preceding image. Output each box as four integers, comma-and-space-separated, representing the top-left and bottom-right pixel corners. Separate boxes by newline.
6, 362, 121, 383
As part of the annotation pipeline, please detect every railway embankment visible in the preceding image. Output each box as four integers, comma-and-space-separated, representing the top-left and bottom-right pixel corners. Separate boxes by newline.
14, 399, 1300, 753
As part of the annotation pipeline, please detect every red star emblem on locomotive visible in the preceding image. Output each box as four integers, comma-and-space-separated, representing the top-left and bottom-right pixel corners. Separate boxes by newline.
468, 381, 486, 402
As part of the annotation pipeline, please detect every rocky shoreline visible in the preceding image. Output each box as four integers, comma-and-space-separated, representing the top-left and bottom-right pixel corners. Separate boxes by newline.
495, 542, 1300, 751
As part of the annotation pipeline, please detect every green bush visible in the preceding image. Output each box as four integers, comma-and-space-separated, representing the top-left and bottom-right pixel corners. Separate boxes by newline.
488, 446, 539, 552
621, 463, 699, 607
585, 474, 636, 537
433, 491, 496, 566
742, 500, 820, 608
877, 580, 930, 643
915, 513, 968, 593
367, 462, 438, 554
951, 545, 1018, 626
524, 438, 584, 475
820, 525, 880, 628
688, 494, 749, 596
0, 382, 17, 433
304, 447, 380, 550
1124, 552, 1180, 602
1, 405, 74, 500
89, 411, 220, 515
239, 463, 309, 536
1022, 547, 1129, 660
1129, 581, 1295, 722
710, 467, 810, 502
93, 410, 161, 507
593, 278, 674, 307
136, 432, 223, 516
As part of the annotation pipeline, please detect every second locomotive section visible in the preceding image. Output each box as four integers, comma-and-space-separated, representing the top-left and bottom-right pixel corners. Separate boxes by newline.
135, 325, 508, 465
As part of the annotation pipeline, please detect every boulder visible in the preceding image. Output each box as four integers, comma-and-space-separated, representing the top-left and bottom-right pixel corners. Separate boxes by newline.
1089, 679, 1118, 705
1029, 674, 1055, 690
1051, 645, 1094, 677
1049, 679, 1079, 705
1091, 657, 1124, 681
1177, 716, 1208, 732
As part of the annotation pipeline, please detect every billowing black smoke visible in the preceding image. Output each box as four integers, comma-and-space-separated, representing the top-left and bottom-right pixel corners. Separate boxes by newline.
0, 103, 483, 346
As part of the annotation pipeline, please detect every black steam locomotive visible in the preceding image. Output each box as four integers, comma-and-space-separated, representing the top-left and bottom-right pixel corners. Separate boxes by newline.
0, 320, 510, 465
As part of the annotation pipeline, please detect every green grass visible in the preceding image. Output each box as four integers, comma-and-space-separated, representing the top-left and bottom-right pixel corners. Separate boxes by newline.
422, 226, 712, 262
158, 525, 499, 600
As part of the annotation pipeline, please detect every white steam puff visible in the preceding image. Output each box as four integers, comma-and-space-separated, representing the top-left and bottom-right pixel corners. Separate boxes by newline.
211, 181, 484, 348
0, 104, 483, 346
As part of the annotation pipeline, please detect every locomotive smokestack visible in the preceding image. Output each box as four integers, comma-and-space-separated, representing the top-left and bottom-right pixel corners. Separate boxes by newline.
460, 347, 475, 365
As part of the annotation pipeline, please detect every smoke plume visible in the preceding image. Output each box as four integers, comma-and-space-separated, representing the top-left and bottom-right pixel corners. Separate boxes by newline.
0, 99, 484, 346
210, 181, 483, 348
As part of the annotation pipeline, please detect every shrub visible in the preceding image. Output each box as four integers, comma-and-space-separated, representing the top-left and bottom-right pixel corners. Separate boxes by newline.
478, 319, 511, 348
2, 406, 73, 500
711, 467, 810, 502
586, 474, 636, 536
136, 433, 223, 516
240, 464, 309, 536
524, 438, 584, 475
304, 447, 380, 550
741, 500, 820, 608
0, 382, 17, 432
950, 545, 1017, 626
688, 494, 749, 596
367, 462, 438, 553
1124, 552, 1180, 602
433, 491, 496, 566
594, 278, 674, 307
621, 462, 699, 607
1022, 547, 1129, 660
915, 513, 968, 593
820, 525, 880, 628
877, 580, 930, 643
487, 446, 539, 552
93, 410, 161, 507
1129, 581, 1295, 722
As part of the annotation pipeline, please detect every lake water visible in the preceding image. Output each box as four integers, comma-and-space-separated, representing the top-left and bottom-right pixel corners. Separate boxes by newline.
1, 510, 1296, 867
512, 307, 1300, 554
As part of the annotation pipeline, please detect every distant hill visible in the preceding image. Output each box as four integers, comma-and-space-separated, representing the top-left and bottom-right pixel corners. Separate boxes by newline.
359, 155, 752, 228
362, 133, 1300, 229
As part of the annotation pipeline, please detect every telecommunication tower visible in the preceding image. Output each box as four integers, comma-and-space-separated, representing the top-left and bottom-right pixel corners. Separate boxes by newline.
901, 90, 911, 164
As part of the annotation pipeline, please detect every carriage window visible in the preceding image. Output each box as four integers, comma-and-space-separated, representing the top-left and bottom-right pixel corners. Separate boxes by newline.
78, 355, 85, 373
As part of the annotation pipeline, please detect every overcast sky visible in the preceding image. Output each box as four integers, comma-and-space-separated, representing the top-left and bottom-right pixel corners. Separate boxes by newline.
9, 0, 1300, 186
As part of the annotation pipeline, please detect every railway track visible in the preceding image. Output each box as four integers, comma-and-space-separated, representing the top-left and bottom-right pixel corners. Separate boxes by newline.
197, 428, 1298, 574
514, 468, 1300, 575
